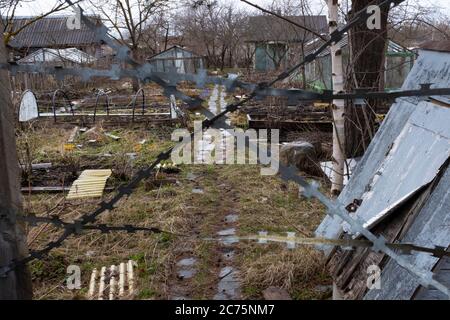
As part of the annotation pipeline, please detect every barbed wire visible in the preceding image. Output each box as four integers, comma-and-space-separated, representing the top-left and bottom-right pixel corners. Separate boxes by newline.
278, 165, 450, 297
1, 0, 449, 298
204, 233, 450, 259
17, 215, 168, 235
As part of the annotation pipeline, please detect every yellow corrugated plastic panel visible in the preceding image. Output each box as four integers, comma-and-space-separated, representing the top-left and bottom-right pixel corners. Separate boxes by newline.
66, 169, 112, 200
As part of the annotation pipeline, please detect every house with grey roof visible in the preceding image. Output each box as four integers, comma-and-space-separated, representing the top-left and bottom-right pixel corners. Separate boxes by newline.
315, 44, 450, 300
6, 16, 109, 60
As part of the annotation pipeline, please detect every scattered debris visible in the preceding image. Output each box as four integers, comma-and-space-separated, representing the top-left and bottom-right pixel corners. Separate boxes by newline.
125, 153, 138, 160
157, 163, 180, 174
320, 158, 359, 186
186, 172, 198, 181
105, 132, 121, 141
19, 163, 52, 171
280, 141, 323, 177
64, 143, 75, 152
88, 260, 137, 300
67, 126, 80, 143
20, 186, 70, 193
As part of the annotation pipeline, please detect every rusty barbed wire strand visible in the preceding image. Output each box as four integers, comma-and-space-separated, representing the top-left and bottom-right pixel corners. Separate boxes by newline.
203, 233, 450, 259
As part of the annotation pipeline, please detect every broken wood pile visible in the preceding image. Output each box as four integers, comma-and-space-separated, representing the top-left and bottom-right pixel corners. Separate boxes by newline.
88, 260, 137, 300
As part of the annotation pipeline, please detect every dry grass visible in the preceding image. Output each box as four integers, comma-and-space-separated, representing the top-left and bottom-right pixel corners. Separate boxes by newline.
241, 248, 329, 299
18, 120, 332, 300
212, 164, 332, 299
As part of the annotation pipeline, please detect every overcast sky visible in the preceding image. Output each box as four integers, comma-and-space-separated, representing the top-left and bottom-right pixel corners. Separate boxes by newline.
7, 0, 450, 17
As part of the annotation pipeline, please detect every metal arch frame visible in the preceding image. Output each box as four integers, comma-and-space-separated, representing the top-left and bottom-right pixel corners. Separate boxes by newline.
93, 90, 110, 123
51, 89, 74, 123
131, 88, 146, 123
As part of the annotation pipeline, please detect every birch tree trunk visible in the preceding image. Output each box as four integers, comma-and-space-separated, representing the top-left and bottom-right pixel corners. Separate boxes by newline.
327, 0, 346, 195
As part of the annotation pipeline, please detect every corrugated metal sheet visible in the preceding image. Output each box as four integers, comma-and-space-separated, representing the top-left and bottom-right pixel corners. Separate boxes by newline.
8, 16, 104, 49
315, 50, 450, 254
341, 101, 450, 233
414, 255, 450, 300
364, 166, 450, 300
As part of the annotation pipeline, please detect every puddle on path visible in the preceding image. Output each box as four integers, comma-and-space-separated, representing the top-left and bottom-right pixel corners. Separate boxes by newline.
224, 214, 238, 223
177, 258, 197, 267
213, 266, 241, 300
177, 269, 196, 280
217, 228, 236, 236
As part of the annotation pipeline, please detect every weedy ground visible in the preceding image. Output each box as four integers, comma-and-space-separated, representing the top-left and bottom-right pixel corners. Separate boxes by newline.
18, 118, 331, 300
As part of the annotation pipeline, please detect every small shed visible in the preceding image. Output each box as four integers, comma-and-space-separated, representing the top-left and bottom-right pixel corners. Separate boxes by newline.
245, 15, 328, 72
315, 48, 450, 300
303, 35, 416, 90
17, 48, 96, 67
147, 46, 204, 74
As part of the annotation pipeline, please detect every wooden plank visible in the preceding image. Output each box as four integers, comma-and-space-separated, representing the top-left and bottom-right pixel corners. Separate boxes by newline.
415, 289, 447, 300
21, 186, 69, 193
19, 163, 52, 170
67, 126, 80, 143
21, 186, 114, 193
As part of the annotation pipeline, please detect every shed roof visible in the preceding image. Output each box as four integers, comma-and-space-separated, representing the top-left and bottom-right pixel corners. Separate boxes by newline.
245, 15, 328, 43
419, 40, 450, 53
147, 45, 203, 61
7, 16, 105, 49
17, 48, 96, 64
304, 34, 413, 57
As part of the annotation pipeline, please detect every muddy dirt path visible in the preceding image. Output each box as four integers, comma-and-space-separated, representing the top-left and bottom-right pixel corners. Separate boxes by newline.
167, 85, 242, 300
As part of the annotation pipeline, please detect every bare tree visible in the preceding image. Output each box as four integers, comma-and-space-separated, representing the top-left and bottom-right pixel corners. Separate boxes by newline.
89, 0, 170, 90
1, 0, 83, 45
343, 0, 391, 158
0, 26, 32, 300
388, 1, 450, 46
175, 1, 248, 70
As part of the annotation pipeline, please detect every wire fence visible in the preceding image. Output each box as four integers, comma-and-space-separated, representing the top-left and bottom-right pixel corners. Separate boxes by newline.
1, 0, 449, 298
